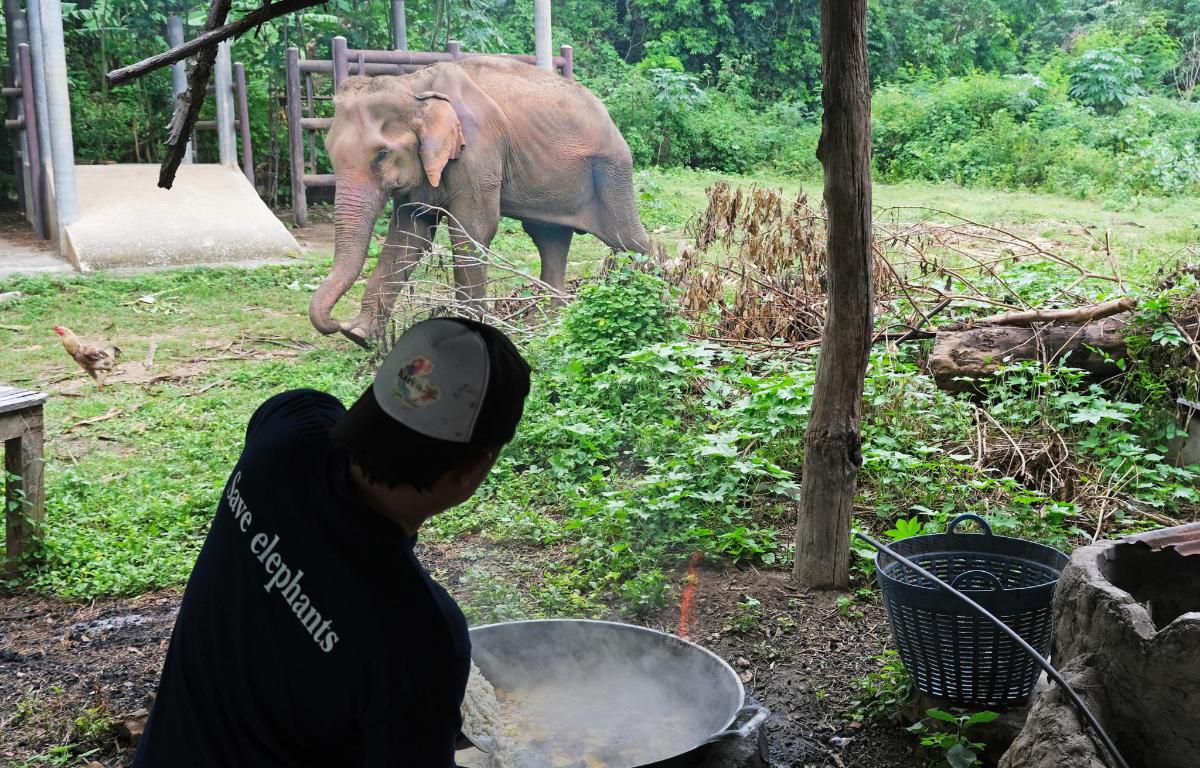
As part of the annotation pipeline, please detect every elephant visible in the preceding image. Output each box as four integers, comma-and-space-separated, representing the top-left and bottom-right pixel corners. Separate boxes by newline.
309, 56, 654, 344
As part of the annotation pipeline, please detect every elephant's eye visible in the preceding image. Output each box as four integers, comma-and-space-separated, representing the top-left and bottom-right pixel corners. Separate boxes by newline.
373, 148, 389, 167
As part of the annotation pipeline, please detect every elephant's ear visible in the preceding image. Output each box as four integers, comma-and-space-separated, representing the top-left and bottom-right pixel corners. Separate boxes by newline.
415, 91, 464, 188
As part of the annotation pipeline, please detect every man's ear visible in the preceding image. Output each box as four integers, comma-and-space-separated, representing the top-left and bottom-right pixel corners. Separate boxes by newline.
457, 450, 498, 488
415, 91, 464, 187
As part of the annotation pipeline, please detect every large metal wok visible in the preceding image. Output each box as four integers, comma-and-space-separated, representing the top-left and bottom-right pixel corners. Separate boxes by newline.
461, 619, 768, 768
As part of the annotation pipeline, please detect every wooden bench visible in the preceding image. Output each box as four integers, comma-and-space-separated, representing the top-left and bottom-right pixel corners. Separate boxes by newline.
1, 385, 46, 574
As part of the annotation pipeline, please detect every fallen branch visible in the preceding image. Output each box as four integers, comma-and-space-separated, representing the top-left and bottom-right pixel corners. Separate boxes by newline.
106, 0, 324, 87
64, 407, 124, 434
970, 298, 1136, 328
158, 0, 232, 189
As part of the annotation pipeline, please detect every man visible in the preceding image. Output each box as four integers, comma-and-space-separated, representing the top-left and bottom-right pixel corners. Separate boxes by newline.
133, 318, 531, 767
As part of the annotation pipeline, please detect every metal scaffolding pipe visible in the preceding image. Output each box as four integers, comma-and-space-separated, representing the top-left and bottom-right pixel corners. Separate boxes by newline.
391, 0, 407, 51
166, 15, 193, 164
214, 41, 236, 167
39, 0, 78, 238
534, 0, 552, 70
18, 43, 44, 238
24, 0, 51, 225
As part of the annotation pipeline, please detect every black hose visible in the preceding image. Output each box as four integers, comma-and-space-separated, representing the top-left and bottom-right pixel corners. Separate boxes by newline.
853, 531, 1130, 768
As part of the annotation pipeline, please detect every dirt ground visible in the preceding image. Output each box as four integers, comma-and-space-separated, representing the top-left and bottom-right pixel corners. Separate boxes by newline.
1, 540, 916, 768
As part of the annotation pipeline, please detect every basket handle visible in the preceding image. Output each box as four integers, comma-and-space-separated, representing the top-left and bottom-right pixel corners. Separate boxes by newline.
949, 569, 1005, 592
947, 513, 993, 536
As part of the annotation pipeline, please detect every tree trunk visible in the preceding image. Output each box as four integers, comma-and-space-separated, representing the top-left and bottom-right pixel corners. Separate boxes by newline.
793, 0, 874, 589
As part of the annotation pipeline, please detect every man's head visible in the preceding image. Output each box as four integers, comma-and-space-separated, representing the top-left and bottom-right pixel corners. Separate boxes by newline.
331, 318, 530, 507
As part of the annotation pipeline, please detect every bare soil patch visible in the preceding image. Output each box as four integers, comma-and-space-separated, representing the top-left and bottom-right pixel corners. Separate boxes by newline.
1, 549, 915, 768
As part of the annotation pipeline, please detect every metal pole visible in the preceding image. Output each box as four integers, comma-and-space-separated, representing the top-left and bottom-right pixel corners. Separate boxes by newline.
391, 0, 407, 51
18, 44, 44, 239
234, 62, 254, 186
39, 0, 78, 240
534, 0, 552, 70
24, 0, 51, 233
214, 40, 236, 167
855, 532, 1131, 768
285, 46, 307, 227
166, 15, 193, 164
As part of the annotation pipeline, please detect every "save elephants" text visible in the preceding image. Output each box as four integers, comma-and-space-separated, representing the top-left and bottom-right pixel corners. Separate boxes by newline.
226, 471, 339, 653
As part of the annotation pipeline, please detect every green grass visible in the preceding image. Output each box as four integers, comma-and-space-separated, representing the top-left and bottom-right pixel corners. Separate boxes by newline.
1, 167, 1197, 601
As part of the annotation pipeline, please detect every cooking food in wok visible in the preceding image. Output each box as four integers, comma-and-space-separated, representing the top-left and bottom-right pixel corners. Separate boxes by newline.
458, 620, 767, 768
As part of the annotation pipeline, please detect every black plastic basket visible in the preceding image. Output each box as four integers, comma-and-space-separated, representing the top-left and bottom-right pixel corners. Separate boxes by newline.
875, 514, 1068, 706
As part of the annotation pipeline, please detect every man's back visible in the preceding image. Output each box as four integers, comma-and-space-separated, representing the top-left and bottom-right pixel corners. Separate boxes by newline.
133, 389, 470, 767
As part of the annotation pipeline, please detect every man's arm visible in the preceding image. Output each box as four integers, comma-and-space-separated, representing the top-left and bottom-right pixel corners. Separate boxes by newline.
361, 718, 460, 768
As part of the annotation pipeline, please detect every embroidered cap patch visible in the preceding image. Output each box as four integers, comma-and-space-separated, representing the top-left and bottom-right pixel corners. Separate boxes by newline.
394, 357, 440, 408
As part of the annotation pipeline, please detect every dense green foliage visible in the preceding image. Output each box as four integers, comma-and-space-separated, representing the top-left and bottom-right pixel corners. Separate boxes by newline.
2, 0, 1199, 203
0, 189, 1196, 606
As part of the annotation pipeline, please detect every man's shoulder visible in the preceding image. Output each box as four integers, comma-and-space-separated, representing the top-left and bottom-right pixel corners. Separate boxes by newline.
246, 389, 346, 445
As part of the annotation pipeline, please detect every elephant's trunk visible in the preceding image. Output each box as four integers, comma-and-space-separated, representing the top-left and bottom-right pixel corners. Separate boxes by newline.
309, 176, 388, 336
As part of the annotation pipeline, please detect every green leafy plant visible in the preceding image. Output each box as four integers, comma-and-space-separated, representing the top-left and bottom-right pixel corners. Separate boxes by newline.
1067, 49, 1145, 111
561, 263, 685, 374
908, 707, 998, 768
847, 650, 915, 722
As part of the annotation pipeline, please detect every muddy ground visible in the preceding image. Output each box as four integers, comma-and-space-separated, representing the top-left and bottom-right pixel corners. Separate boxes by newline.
1, 542, 916, 768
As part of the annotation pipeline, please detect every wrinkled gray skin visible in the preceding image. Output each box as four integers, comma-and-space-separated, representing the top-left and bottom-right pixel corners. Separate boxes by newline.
311, 57, 653, 344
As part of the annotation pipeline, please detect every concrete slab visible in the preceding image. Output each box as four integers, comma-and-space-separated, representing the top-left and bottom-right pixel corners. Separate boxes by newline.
63, 164, 301, 270
0, 210, 73, 277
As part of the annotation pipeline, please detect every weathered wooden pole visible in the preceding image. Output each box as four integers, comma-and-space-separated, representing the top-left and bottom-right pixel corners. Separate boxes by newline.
534, 0, 552, 70
793, 0, 874, 589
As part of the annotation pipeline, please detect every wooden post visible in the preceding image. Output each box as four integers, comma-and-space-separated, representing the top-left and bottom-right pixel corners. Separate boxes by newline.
285, 46, 307, 227
234, 62, 254, 185
331, 36, 349, 89
560, 45, 574, 80
793, 0, 874, 589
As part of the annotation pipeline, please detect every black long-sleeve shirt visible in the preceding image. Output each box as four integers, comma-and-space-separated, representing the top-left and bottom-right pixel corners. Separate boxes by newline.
133, 389, 470, 767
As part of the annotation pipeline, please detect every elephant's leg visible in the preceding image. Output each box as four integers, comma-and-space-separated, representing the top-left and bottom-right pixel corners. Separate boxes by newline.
343, 204, 438, 343
446, 197, 500, 318
521, 220, 573, 305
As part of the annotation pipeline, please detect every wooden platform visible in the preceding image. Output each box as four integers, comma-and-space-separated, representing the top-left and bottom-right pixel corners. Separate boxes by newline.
1, 385, 46, 573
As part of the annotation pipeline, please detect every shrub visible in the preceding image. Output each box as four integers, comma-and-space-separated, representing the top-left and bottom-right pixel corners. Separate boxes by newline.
561, 263, 685, 373
1067, 49, 1145, 112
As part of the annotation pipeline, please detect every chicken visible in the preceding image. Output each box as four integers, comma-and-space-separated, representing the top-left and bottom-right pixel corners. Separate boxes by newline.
53, 325, 121, 390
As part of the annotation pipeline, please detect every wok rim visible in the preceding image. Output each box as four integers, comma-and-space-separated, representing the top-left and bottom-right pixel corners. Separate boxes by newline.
468, 618, 748, 749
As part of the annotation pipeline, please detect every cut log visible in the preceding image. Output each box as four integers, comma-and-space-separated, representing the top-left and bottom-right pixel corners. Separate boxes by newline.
927, 315, 1128, 393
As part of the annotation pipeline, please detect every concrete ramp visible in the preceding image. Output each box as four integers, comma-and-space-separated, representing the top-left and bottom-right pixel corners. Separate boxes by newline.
63, 164, 300, 270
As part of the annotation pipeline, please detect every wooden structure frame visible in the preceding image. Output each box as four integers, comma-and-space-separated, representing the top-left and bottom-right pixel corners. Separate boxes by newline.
284, 36, 574, 226
1, 386, 46, 574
